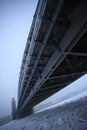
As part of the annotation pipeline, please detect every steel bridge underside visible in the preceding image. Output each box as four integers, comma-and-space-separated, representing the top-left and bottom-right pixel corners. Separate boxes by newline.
17, 0, 87, 117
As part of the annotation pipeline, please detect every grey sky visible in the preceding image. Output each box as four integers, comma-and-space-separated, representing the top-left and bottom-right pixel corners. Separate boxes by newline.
0, 0, 38, 117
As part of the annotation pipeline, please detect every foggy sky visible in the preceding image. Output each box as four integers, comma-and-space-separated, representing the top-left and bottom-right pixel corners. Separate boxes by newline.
0, 0, 38, 117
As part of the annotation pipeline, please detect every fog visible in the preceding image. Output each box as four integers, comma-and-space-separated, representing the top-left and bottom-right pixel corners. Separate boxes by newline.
0, 0, 38, 117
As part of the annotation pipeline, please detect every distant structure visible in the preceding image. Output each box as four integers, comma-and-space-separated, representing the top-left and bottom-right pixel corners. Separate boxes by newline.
11, 98, 16, 119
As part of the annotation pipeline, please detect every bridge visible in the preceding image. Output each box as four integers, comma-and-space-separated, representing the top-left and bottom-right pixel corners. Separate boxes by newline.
17, 0, 87, 117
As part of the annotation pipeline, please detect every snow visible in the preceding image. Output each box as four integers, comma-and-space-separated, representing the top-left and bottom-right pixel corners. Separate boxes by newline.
0, 74, 87, 130
34, 74, 87, 113
0, 97, 87, 130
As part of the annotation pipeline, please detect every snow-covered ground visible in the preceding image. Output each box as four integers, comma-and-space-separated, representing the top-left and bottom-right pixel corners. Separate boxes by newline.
0, 74, 87, 130
0, 97, 87, 130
